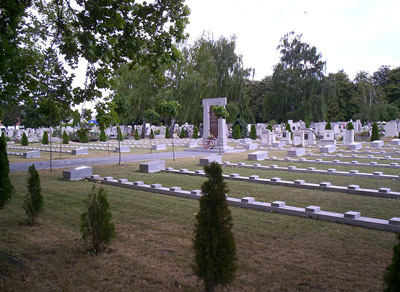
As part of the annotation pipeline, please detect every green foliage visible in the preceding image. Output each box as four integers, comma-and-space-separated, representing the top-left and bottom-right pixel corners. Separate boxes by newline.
212, 106, 229, 119
42, 131, 49, 145
145, 109, 160, 125
267, 124, 273, 131
193, 162, 236, 292
193, 126, 199, 139
62, 131, 69, 144
21, 133, 28, 146
346, 122, 354, 130
23, 164, 43, 225
226, 103, 240, 124
240, 106, 255, 124
117, 126, 123, 141
165, 127, 170, 139
77, 128, 89, 143
179, 128, 186, 138
250, 124, 257, 140
286, 124, 292, 132
72, 110, 81, 127
99, 125, 107, 142
134, 129, 140, 140
80, 186, 115, 255
384, 234, 400, 292
371, 122, 380, 142
232, 118, 248, 138
247, 77, 272, 122
306, 122, 310, 128
325, 122, 332, 130
149, 129, 155, 139
0, 134, 14, 209
233, 125, 241, 140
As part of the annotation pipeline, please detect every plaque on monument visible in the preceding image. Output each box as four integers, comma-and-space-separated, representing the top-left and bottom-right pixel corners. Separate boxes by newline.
210, 107, 218, 138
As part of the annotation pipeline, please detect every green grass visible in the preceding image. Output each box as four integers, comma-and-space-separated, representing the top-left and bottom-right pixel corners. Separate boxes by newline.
1, 150, 399, 291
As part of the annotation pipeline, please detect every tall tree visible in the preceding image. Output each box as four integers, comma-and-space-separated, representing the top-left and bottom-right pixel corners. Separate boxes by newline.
247, 76, 272, 122
0, 133, 14, 209
193, 162, 236, 292
265, 32, 331, 122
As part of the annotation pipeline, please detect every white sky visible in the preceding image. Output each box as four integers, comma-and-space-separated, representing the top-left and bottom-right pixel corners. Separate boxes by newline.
184, 0, 400, 80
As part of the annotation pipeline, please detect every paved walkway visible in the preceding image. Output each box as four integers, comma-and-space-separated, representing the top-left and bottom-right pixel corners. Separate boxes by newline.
10, 150, 210, 172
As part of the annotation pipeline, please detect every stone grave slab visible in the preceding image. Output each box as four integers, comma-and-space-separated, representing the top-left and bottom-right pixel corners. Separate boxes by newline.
248, 151, 268, 161
319, 145, 336, 153
71, 147, 89, 155
287, 148, 305, 157
139, 160, 165, 173
151, 144, 166, 150
347, 142, 362, 150
199, 155, 222, 166
63, 166, 92, 181
23, 150, 41, 159
114, 145, 131, 152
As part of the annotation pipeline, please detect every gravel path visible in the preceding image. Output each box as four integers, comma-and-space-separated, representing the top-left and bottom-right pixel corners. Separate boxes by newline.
10, 151, 209, 172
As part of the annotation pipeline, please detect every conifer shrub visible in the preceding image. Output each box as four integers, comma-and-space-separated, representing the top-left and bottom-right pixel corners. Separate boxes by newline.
149, 129, 154, 139
384, 234, 400, 292
193, 126, 199, 139
346, 122, 354, 130
306, 122, 310, 128
23, 164, 43, 225
21, 132, 28, 146
77, 128, 89, 143
99, 126, 107, 142
193, 162, 236, 292
42, 131, 49, 145
286, 123, 292, 132
80, 186, 115, 255
232, 118, 247, 138
0, 134, 14, 209
233, 125, 241, 139
325, 122, 332, 130
62, 131, 69, 144
371, 122, 379, 142
249, 124, 257, 140
134, 129, 140, 140
267, 124, 273, 131
117, 126, 123, 141
165, 127, 170, 139
179, 128, 186, 138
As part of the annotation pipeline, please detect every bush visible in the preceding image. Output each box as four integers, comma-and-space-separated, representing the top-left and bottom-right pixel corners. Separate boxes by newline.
286, 123, 292, 132
371, 122, 379, 142
42, 131, 49, 145
249, 124, 257, 140
80, 186, 115, 255
99, 126, 107, 142
384, 234, 400, 292
77, 128, 89, 143
117, 126, 123, 141
165, 127, 170, 139
306, 122, 310, 128
0, 134, 14, 209
233, 125, 241, 139
179, 128, 186, 138
325, 122, 332, 130
346, 122, 354, 130
21, 132, 28, 146
149, 129, 154, 139
267, 124, 273, 131
134, 129, 140, 140
62, 131, 69, 144
193, 162, 236, 292
23, 164, 43, 225
193, 126, 199, 139
232, 118, 247, 138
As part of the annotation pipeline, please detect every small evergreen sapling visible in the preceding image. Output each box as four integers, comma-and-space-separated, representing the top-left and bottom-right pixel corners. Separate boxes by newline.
21, 132, 28, 146
193, 162, 237, 292
42, 131, 49, 145
134, 128, 140, 140
99, 126, 107, 142
149, 129, 155, 139
250, 124, 257, 140
371, 122, 379, 142
267, 124, 273, 131
117, 126, 123, 141
346, 122, 354, 130
179, 128, 186, 138
23, 164, 43, 225
0, 134, 14, 209
325, 122, 332, 130
165, 127, 170, 139
233, 125, 241, 139
80, 186, 115, 255
193, 126, 199, 139
62, 131, 69, 144
384, 234, 400, 292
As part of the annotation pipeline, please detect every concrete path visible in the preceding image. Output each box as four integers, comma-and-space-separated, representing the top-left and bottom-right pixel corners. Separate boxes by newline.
10, 151, 210, 172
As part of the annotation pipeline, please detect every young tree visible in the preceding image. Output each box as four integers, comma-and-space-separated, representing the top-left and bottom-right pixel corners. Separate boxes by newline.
134, 129, 140, 140
193, 162, 236, 292
250, 124, 257, 140
62, 131, 69, 144
77, 128, 89, 143
371, 122, 380, 141
193, 126, 199, 139
384, 234, 400, 292
240, 106, 255, 125
80, 186, 115, 255
117, 126, 123, 141
21, 132, 28, 146
267, 124, 273, 131
42, 131, 49, 145
179, 128, 186, 138
346, 122, 354, 130
0, 134, 14, 209
165, 127, 170, 139
99, 126, 107, 142
149, 129, 155, 139
325, 122, 332, 130
233, 125, 241, 139
23, 164, 43, 225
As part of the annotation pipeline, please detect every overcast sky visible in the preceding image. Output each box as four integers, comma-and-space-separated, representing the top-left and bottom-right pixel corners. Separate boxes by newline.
184, 0, 400, 80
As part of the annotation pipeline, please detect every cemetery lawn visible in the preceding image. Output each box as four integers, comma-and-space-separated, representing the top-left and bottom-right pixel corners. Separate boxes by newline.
1, 153, 399, 291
